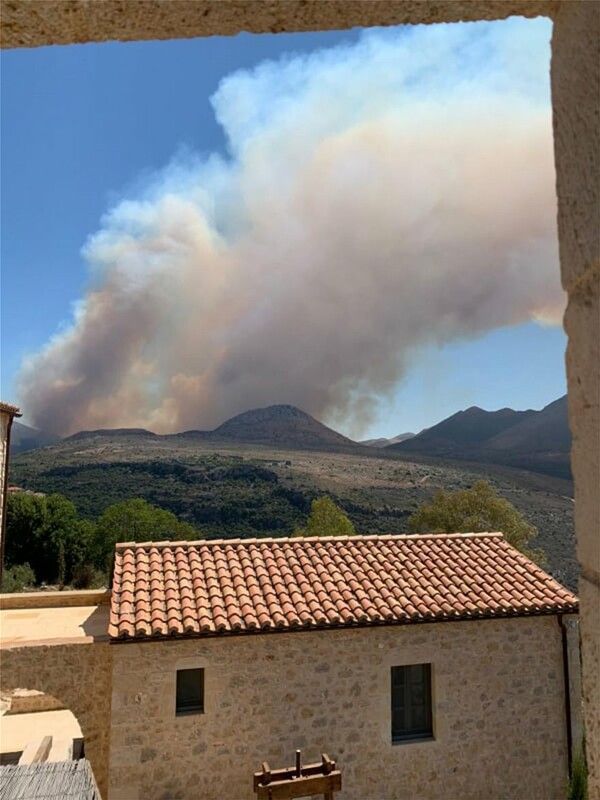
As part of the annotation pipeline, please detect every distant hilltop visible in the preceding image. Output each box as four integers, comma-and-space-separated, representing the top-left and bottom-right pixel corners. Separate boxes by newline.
10, 421, 61, 454
66, 428, 159, 441
12, 405, 361, 455
173, 404, 356, 450
360, 432, 415, 448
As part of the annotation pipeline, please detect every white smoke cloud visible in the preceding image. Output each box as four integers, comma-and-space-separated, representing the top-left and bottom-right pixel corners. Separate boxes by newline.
17, 18, 563, 436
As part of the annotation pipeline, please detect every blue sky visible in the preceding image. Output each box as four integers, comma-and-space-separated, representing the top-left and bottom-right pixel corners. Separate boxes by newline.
1, 21, 566, 439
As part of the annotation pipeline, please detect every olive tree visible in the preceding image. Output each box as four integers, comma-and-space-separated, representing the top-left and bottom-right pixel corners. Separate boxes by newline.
407, 480, 545, 563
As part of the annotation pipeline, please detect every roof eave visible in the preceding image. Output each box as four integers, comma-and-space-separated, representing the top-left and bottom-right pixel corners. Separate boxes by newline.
109, 603, 579, 644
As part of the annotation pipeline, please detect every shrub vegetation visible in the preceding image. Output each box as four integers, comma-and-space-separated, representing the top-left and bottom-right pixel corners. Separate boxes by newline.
2, 563, 36, 593
408, 480, 545, 562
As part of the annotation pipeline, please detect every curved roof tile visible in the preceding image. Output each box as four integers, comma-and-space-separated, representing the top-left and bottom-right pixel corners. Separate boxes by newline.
109, 533, 578, 640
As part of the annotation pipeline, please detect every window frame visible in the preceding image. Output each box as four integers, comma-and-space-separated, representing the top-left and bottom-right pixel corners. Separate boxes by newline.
175, 667, 205, 716
390, 663, 433, 744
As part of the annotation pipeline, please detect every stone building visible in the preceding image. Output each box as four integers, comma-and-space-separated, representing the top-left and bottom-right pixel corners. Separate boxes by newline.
0, 402, 21, 589
1, 533, 580, 799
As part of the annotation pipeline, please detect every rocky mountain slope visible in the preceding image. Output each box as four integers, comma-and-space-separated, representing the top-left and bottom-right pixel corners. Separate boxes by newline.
9, 398, 570, 479
392, 396, 570, 480
10, 422, 61, 454
172, 404, 360, 450
66, 428, 158, 441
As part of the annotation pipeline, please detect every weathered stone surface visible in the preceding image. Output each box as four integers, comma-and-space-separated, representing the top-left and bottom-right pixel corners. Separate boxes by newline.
552, 1, 600, 293
555, 4, 600, 773
564, 279, 599, 795
5, 688, 64, 715
564, 282, 600, 577
0, 1, 558, 50
0, 406, 20, 577
109, 617, 569, 800
579, 576, 600, 800
0, 642, 112, 797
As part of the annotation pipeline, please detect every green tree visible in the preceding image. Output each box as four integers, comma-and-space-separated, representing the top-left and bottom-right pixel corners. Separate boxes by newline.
94, 499, 197, 573
5, 492, 95, 585
407, 480, 545, 563
297, 496, 356, 537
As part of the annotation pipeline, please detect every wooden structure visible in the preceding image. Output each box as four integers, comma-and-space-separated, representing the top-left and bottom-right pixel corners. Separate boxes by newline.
254, 751, 341, 800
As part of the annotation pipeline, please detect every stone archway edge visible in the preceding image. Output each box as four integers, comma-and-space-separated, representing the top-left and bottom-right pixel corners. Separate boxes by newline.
0, 0, 558, 49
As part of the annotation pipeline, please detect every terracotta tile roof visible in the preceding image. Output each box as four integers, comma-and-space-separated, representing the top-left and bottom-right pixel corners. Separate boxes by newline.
0, 402, 22, 417
109, 533, 578, 640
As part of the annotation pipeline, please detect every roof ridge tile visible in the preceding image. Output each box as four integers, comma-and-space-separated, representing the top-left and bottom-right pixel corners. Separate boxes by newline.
114, 531, 505, 551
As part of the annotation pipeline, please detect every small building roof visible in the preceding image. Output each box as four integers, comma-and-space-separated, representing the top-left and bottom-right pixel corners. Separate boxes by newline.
0, 402, 22, 417
109, 533, 578, 640
0, 759, 100, 800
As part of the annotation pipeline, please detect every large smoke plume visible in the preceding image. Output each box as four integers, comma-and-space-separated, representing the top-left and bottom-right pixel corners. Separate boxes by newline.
18, 20, 563, 436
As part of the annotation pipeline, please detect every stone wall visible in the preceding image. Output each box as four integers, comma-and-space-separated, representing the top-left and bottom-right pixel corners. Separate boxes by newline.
0, 411, 9, 566
109, 616, 569, 800
0, 1, 557, 49
3, 688, 65, 715
0, 641, 113, 797
551, 4, 600, 792
0, 589, 111, 610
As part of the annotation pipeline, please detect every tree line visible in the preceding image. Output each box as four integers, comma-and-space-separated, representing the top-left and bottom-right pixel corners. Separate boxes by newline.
2, 481, 543, 592
3, 494, 195, 591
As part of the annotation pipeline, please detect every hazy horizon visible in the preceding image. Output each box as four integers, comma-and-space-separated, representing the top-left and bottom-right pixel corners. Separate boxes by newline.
13, 390, 565, 443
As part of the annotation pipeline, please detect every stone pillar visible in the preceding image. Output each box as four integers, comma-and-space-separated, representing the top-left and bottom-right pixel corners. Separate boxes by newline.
0, 402, 21, 589
551, 3, 600, 794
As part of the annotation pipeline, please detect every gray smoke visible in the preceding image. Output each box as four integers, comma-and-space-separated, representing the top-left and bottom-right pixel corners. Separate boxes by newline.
18, 19, 564, 435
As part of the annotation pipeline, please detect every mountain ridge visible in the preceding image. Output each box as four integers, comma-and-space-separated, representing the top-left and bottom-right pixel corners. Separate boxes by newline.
10, 422, 61, 454
391, 395, 570, 479
9, 398, 570, 479
54, 405, 361, 453
66, 428, 159, 441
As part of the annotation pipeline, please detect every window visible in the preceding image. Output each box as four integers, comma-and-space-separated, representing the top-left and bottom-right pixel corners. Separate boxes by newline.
176, 668, 204, 715
391, 664, 432, 742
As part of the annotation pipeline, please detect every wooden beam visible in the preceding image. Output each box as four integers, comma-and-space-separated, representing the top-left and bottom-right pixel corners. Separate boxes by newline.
322, 754, 334, 775
254, 758, 338, 789
255, 771, 341, 800
261, 762, 272, 785
18, 736, 53, 765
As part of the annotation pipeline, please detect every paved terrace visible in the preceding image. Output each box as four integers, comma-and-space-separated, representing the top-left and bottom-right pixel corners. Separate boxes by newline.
0, 590, 110, 647
0, 709, 83, 760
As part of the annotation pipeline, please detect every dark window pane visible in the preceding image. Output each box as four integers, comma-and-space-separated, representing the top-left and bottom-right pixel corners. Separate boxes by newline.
391, 664, 432, 742
176, 668, 204, 714
412, 685, 424, 704
412, 705, 426, 729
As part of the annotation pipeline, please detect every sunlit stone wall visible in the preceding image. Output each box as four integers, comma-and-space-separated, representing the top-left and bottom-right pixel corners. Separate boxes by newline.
109, 618, 569, 800
0, 404, 20, 584
0, 640, 113, 796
